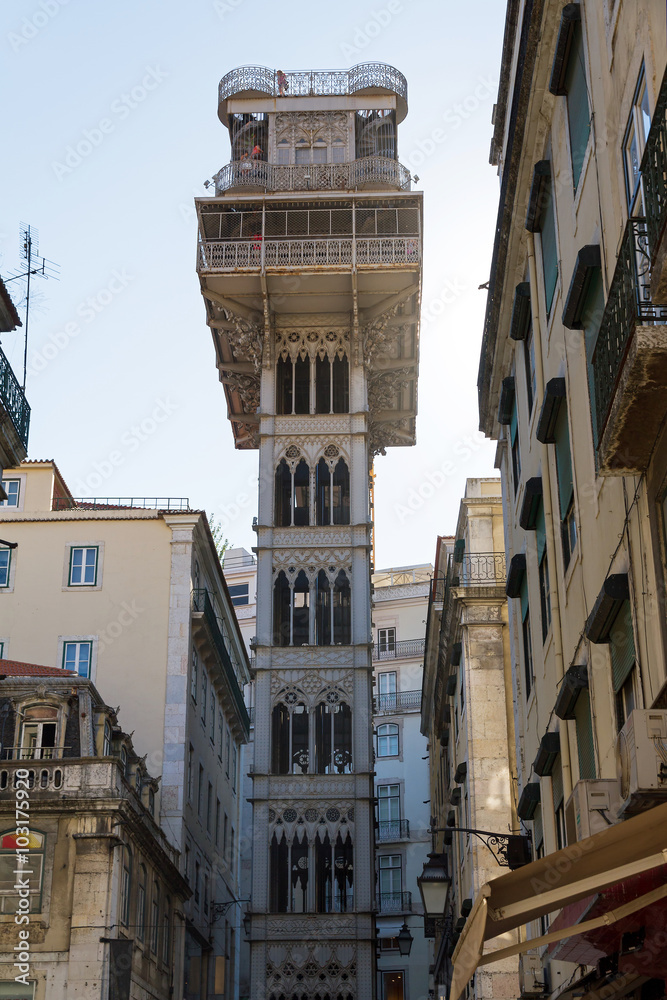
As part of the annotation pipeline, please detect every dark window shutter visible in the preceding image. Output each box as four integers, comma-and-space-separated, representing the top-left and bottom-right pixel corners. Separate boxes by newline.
551, 755, 564, 810
520, 572, 529, 620
536, 500, 546, 561
574, 688, 595, 779
610, 601, 636, 691
554, 405, 574, 517
541, 179, 559, 313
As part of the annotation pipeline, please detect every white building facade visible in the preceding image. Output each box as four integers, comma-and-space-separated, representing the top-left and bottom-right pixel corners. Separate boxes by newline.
196, 64, 423, 1000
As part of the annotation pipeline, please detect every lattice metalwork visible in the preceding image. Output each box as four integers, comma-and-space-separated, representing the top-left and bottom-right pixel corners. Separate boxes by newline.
592, 217, 667, 443
641, 63, 667, 260
214, 156, 412, 194
219, 62, 407, 103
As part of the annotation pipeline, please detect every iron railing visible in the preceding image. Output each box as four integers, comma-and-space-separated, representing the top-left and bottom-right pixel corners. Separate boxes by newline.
0, 345, 30, 448
219, 63, 407, 104
1, 746, 70, 761
377, 891, 412, 913
592, 217, 667, 442
373, 638, 425, 660
640, 65, 667, 261
191, 588, 250, 734
214, 157, 412, 195
52, 496, 191, 511
453, 553, 506, 587
376, 819, 410, 842
373, 690, 422, 715
197, 237, 420, 272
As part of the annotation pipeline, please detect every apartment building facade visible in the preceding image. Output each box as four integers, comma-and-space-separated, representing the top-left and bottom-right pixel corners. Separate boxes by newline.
195, 63, 422, 1000
458, 3, 667, 997
0, 461, 250, 1000
371, 563, 431, 1000
0, 661, 190, 1000
422, 481, 518, 1000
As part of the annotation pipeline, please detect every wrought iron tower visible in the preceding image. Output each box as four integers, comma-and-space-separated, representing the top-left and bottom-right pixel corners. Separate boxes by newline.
196, 63, 422, 1000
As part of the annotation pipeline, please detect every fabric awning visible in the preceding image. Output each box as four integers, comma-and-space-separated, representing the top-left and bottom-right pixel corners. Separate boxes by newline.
450, 801, 667, 1000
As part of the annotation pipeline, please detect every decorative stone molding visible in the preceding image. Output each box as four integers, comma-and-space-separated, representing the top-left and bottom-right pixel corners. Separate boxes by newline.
273, 416, 353, 436
275, 110, 349, 147
368, 417, 413, 457
266, 776, 356, 798
271, 548, 352, 578
262, 647, 358, 668
276, 327, 349, 363
271, 527, 353, 548
268, 800, 355, 841
219, 370, 261, 412
274, 439, 350, 470
270, 668, 354, 700
367, 366, 413, 411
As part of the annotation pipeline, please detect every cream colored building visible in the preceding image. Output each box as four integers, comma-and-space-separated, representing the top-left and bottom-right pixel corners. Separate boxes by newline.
0, 660, 189, 1000
195, 63, 422, 1000
0, 461, 250, 1000
421, 480, 518, 1000
459, 2, 667, 996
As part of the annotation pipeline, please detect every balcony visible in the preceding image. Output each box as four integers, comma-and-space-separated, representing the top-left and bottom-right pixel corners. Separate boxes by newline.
591, 218, 667, 474
191, 588, 250, 738
641, 64, 667, 299
52, 496, 191, 511
376, 819, 410, 842
1, 746, 69, 761
218, 62, 408, 121
0, 344, 30, 451
372, 638, 425, 661
214, 156, 412, 195
377, 891, 412, 913
452, 552, 506, 588
198, 236, 419, 273
373, 689, 421, 715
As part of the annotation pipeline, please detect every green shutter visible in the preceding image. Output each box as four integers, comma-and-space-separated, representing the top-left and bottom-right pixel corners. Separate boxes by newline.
583, 271, 605, 451
533, 805, 543, 851
574, 689, 595, 779
551, 755, 564, 810
610, 600, 636, 691
554, 405, 574, 517
510, 402, 518, 444
541, 179, 559, 314
536, 500, 546, 560
565, 25, 591, 189
520, 573, 529, 621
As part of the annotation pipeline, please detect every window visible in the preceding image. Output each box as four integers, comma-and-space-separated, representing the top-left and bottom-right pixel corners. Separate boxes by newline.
554, 403, 576, 569
225, 728, 231, 776
201, 671, 207, 723
610, 600, 637, 731
540, 171, 559, 315
194, 861, 200, 904
275, 458, 310, 527
582, 270, 605, 451
187, 744, 194, 801
0, 830, 45, 913
510, 399, 521, 496
272, 698, 309, 774
198, 765, 204, 816
574, 687, 596, 778
137, 864, 147, 941
539, 552, 552, 642
0, 549, 11, 588
163, 896, 171, 965
552, 757, 566, 849
274, 568, 351, 646
377, 784, 400, 838
276, 354, 349, 415
522, 603, 534, 697
210, 688, 215, 742
218, 711, 223, 760
68, 546, 98, 586
383, 971, 405, 1000
228, 583, 249, 606
563, 18, 591, 189
524, 322, 536, 414
215, 799, 221, 846
184, 844, 190, 883
191, 650, 198, 702
230, 828, 235, 874
63, 641, 92, 678
0, 641, 4, 658
151, 881, 160, 953
624, 66, 652, 212
378, 670, 397, 710
203, 872, 209, 916
120, 844, 132, 926
103, 719, 112, 756
378, 854, 402, 903
20, 705, 58, 760
232, 744, 238, 792
378, 628, 396, 655
223, 813, 228, 860
314, 700, 352, 774
377, 723, 399, 757
0, 480, 20, 506
316, 458, 350, 526
207, 781, 213, 832
332, 141, 346, 163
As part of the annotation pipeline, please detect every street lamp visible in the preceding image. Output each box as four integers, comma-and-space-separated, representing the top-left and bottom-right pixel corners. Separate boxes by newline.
417, 853, 451, 919
396, 922, 414, 957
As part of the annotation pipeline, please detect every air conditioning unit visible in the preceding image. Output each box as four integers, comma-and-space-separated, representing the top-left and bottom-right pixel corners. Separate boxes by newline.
518, 953, 546, 997
616, 709, 667, 816
564, 779, 620, 843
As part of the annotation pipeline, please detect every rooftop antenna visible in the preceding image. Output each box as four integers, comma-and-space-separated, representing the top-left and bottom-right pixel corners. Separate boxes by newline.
4, 223, 60, 390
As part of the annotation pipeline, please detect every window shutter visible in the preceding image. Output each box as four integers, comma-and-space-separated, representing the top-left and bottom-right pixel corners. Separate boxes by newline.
582, 271, 605, 451
565, 25, 591, 189
574, 689, 595, 779
510, 402, 518, 444
533, 805, 543, 851
551, 755, 564, 810
536, 501, 546, 561
520, 573, 529, 621
554, 405, 574, 516
541, 180, 559, 313
610, 601, 636, 691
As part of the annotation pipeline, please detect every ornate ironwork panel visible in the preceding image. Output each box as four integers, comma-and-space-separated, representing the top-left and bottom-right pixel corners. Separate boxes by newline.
219, 63, 408, 104
0, 345, 30, 448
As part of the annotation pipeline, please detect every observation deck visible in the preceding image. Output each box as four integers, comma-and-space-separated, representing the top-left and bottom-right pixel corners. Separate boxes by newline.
218, 63, 408, 125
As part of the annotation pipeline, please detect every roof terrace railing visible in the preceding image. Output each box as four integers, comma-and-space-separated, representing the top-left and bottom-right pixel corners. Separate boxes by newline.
52, 497, 192, 511
219, 62, 407, 104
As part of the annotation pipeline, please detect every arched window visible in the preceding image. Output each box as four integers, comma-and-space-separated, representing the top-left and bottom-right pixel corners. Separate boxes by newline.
273, 571, 291, 646
293, 460, 309, 526
20, 705, 58, 760
292, 570, 310, 645
270, 833, 308, 912
333, 571, 351, 644
276, 459, 310, 527
272, 698, 309, 774
136, 863, 147, 941
377, 723, 399, 757
120, 844, 132, 926
0, 830, 45, 913
274, 459, 291, 526
277, 354, 349, 415
315, 700, 352, 774
103, 719, 112, 756
316, 459, 350, 526
316, 570, 331, 646
162, 895, 172, 964
315, 831, 353, 913
151, 880, 160, 953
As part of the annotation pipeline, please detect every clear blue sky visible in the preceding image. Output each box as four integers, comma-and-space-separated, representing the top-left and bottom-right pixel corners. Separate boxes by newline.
1, 0, 506, 569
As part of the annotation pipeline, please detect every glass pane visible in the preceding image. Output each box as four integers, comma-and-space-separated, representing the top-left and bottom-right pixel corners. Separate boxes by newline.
295, 147, 310, 165
312, 146, 327, 164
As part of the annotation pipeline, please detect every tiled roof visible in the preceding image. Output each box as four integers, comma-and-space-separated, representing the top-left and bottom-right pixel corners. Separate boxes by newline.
0, 658, 76, 677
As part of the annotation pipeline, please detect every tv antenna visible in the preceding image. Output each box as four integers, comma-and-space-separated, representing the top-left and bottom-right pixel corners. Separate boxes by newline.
4, 223, 60, 390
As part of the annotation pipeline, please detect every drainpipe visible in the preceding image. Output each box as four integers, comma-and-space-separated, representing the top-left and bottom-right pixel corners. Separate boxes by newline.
526, 233, 573, 802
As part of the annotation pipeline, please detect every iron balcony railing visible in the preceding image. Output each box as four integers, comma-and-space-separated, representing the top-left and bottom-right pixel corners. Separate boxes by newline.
452, 553, 506, 586
377, 891, 412, 913
52, 496, 191, 511
0, 345, 30, 449
2, 746, 70, 761
372, 638, 425, 661
373, 690, 421, 715
640, 64, 667, 261
219, 62, 408, 104
214, 157, 412, 195
376, 820, 410, 842
197, 236, 420, 272
592, 217, 667, 443
191, 588, 250, 734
